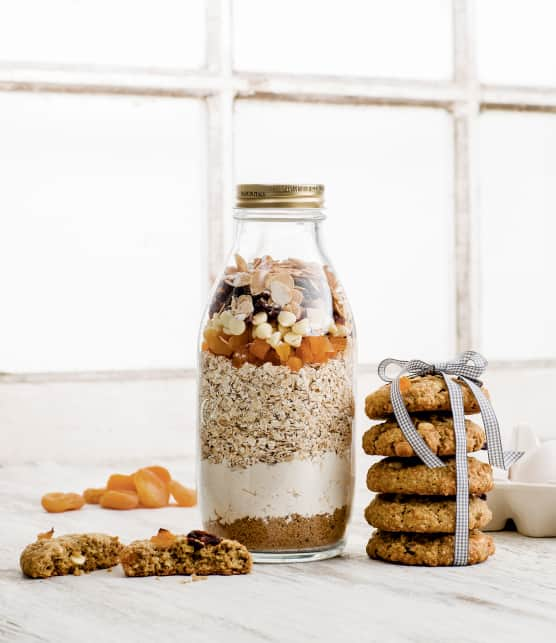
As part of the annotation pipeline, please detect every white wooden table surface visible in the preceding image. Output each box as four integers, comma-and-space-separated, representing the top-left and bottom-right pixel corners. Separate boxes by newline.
2, 455, 556, 643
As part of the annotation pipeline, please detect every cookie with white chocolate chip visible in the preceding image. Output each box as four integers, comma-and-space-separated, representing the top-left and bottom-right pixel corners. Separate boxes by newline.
362, 414, 485, 457
20, 530, 123, 578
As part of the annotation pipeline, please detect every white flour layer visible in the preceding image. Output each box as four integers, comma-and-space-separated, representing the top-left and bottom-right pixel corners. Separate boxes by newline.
200, 452, 353, 523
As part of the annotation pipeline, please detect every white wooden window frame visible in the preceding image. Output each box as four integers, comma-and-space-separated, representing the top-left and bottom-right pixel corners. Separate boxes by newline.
1, 0, 555, 385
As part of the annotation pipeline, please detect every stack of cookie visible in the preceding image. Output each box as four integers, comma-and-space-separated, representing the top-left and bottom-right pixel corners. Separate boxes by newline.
362, 375, 496, 566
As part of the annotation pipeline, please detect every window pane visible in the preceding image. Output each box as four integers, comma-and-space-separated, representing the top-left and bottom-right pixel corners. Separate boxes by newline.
479, 112, 556, 360
0, 93, 205, 372
234, 101, 455, 363
233, 0, 452, 79
0, 0, 206, 69
477, 0, 556, 86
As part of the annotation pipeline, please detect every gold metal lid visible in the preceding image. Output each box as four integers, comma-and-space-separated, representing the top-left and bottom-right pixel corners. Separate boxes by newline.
236, 184, 324, 208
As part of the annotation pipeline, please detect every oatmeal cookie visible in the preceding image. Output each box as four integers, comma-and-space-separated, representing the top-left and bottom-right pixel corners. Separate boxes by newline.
362, 415, 485, 457
366, 530, 495, 566
20, 531, 123, 578
365, 494, 492, 533
120, 530, 252, 577
365, 375, 487, 419
366, 456, 493, 496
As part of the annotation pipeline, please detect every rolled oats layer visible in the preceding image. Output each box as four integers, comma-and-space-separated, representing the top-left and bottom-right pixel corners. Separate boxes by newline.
199, 351, 354, 469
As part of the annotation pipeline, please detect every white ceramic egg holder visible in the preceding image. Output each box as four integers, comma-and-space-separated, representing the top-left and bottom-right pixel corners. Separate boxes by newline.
486, 425, 556, 537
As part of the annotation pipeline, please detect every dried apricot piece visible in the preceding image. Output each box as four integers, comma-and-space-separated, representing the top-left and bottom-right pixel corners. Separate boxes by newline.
228, 328, 250, 351
37, 528, 54, 540
287, 356, 303, 372
399, 376, 411, 394
107, 473, 136, 492
203, 327, 233, 356
146, 466, 172, 485
329, 336, 347, 352
41, 492, 85, 513
232, 348, 249, 368
296, 338, 313, 363
150, 528, 177, 547
308, 336, 334, 363
275, 342, 291, 364
133, 468, 169, 508
100, 490, 139, 510
169, 480, 197, 507
249, 338, 270, 361
83, 487, 106, 504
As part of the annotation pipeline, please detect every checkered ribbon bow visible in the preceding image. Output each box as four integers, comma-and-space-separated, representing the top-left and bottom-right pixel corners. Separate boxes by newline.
378, 351, 522, 566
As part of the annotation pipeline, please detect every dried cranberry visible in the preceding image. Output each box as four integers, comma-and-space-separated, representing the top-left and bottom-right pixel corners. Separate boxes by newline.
186, 530, 222, 550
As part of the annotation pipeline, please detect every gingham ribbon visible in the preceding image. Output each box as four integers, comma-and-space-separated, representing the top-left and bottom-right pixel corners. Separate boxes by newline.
378, 351, 522, 566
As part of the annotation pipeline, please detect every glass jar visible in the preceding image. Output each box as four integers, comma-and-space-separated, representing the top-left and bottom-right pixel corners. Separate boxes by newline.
198, 184, 355, 563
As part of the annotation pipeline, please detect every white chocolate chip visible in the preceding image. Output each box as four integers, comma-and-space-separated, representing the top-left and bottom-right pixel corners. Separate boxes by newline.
266, 331, 282, 349
284, 332, 302, 348
277, 310, 296, 328
292, 318, 310, 336
254, 322, 273, 340
219, 310, 233, 326
328, 322, 338, 336
70, 554, 86, 566
252, 311, 268, 326
224, 318, 246, 336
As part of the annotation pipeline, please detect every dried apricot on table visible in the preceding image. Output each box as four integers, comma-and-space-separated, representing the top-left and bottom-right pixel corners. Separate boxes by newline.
83, 487, 106, 504
169, 480, 197, 507
107, 473, 136, 492
133, 468, 169, 508
100, 490, 139, 510
146, 466, 172, 485
41, 492, 85, 513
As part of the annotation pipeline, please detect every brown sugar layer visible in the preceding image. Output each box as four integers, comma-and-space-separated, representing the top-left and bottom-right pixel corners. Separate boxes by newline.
367, 456, 493, 496
365, 494, 492, 533
366, 530, 495, 566
20, 532, 123, 579
365, 375, 487, 419
206, 506, 348, 552
362, 415, 485, 457
200, 351, 354, 468
120, 531, 252, 577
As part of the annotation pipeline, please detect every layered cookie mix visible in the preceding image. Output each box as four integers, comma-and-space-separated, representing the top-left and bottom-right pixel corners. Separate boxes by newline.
199, 254, 355, 552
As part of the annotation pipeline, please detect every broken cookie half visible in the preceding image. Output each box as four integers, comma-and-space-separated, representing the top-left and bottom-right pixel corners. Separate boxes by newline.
120, 529, 252, 577
20, 529, 123, 578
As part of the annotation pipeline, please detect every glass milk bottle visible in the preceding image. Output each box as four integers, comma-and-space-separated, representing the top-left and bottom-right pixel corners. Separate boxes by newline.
198, 184, 355, 562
